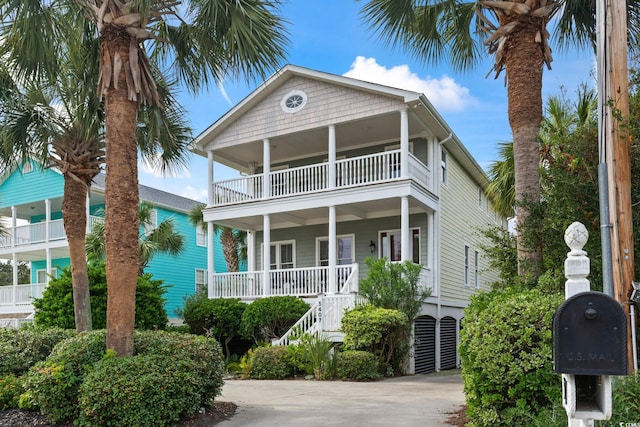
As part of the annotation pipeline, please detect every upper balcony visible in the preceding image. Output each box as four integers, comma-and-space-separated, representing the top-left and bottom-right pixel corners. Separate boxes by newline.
211, 149, 431, 208
0, 215, 103, 253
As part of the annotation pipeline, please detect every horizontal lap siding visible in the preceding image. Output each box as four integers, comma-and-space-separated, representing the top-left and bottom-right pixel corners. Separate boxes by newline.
144, 207, 210, 319
439, 154, 501, 303
0, 163, 64, 208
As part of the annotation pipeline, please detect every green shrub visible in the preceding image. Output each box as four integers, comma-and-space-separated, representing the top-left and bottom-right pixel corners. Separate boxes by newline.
341, 304, 408, 375
285, 343, 313, 376
249, 346, 292, 379
240, 296, 310, 343
336, 351, 380, 381
26, 330, 225, 424
25, 330, 107, 423
33, 259, 168, 330
459, 289, 563, 426
0, 326, 75, 376
77, 355, 201, 427
597, 373, 640, 426
0, 374, 24, 410
179, 295, 247, 356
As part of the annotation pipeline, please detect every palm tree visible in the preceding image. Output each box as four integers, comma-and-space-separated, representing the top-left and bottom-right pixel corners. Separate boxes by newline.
86, 202, 185, 275
0, 25, 191, 333
358, 0, 640, 278
187, 203, 247, 273
0, 1, 286, 355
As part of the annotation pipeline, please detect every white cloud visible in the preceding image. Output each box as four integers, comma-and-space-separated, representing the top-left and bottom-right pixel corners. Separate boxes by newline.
343, 56, 478, 112
181, 185, 208, 202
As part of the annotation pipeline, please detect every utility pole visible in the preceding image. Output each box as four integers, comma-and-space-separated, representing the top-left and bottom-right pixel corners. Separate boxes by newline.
601, 0, 635, 373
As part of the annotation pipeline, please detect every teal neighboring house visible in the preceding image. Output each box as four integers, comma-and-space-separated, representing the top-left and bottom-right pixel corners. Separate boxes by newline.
0, 160, 226, 325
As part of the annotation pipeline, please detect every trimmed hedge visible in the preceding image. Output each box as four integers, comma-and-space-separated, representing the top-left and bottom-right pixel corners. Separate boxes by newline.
249, 346, 292, 379
25, 330, 225, 425
459, 289, 563, 426
336, 351, 379, 381
0, 326, 75, 376
240, 296, 310, 343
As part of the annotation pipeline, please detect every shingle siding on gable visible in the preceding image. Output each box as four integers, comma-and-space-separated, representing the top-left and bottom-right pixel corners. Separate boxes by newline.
215, 76, 406, 147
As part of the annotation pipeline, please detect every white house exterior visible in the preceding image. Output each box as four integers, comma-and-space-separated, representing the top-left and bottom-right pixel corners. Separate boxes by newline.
192, 65, 506, 374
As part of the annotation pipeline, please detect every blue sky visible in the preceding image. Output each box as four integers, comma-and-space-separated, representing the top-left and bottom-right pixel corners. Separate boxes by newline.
138, 0, 595, 201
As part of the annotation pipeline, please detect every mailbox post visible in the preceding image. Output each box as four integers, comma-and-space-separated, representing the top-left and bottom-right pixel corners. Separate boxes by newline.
553, 222, 627, 427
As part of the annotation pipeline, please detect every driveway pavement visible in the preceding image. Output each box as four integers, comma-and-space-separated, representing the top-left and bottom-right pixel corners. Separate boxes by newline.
218, 372, 464, 426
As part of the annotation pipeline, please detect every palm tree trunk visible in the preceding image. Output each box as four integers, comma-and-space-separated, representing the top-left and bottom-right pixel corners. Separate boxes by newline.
506, 22, 544, 279
61, 176, 93, 332
103, 31, 140, 357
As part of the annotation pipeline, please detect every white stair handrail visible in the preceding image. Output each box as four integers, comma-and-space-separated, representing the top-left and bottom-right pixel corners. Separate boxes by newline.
272, 299, 322, 346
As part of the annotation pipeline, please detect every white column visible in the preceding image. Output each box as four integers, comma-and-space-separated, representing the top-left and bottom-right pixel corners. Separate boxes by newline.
328, 125, 336, 189
45, 199, 51, 243
263, 139, 271, 198
401, 196, 410, 262
400, 108, 409, 177
263, 214, 271, 296
12, 254, 17, 303
11, 206, 16, 247
207, 151, 214, 207
247, 230, 256, 272
207, 221, 215, 298
328, 206, 336, 293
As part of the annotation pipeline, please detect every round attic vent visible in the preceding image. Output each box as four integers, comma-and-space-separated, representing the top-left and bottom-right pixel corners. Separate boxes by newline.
281, 90, 307, 113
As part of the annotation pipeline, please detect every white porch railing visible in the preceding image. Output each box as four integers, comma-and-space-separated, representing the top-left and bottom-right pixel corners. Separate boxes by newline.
272, 293, 362, 346
210, 150, 431, 207
0, 215, 103, 249
212, 264, 358, 299
0, 283, 46, 306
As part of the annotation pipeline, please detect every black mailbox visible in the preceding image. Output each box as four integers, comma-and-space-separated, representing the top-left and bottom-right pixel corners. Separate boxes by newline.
553, 291, 627, 375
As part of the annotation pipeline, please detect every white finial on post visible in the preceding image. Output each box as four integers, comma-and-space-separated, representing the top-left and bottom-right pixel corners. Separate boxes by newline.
564, 222, 591, 299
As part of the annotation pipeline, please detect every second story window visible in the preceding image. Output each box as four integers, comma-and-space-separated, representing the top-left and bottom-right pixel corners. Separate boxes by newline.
196, 226, 207, 247
441, 148, 448, 185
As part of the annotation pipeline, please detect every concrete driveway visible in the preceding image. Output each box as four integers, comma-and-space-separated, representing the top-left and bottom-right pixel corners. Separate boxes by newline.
218, 372, 464, 426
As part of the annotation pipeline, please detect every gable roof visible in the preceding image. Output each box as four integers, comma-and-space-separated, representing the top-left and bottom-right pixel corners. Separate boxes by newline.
192, 64, 488, 187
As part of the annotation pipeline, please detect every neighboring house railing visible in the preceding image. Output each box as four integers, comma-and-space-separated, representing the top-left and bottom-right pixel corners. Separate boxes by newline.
212, 264, 358, 299
0, 215, 103, 249
0, 283, 46, 306
211, 150, 431, 206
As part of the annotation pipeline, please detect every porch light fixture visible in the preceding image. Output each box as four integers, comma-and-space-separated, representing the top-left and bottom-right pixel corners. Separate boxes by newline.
369, 240, 376, 254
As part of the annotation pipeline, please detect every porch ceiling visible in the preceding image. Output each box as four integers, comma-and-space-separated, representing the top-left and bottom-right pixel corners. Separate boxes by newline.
206, 190, 433, 231
214, 108, 434, 174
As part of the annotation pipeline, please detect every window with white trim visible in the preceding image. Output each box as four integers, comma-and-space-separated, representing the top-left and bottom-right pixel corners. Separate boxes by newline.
196, 226, 207, 247
316, 235, 355, 266
379, 228, 420, 263
195, 268, 207, 294
474, 250, 480, 289
441, 148, 448, 184
36, 268, 57, 284
464, 245, 470, 287
268, 241, 295, 269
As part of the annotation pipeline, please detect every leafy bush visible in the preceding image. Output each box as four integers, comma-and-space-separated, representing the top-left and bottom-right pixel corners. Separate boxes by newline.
597, 373, 640, 427
33, 259, 168, 330
25, 330, 225, 424
0, 327, 75, 376
285, 343, 313, 376
294, 333, 334, 379
179, 294, 247, 356
249, 346, 292, 379
25, 330, 108, 423
240, 296, 310, 343
336, 351, 379, 381
0, 374, 24, 410
459, 289, 563, 426
341, 304, 408, 375
78, 355, 201, 427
